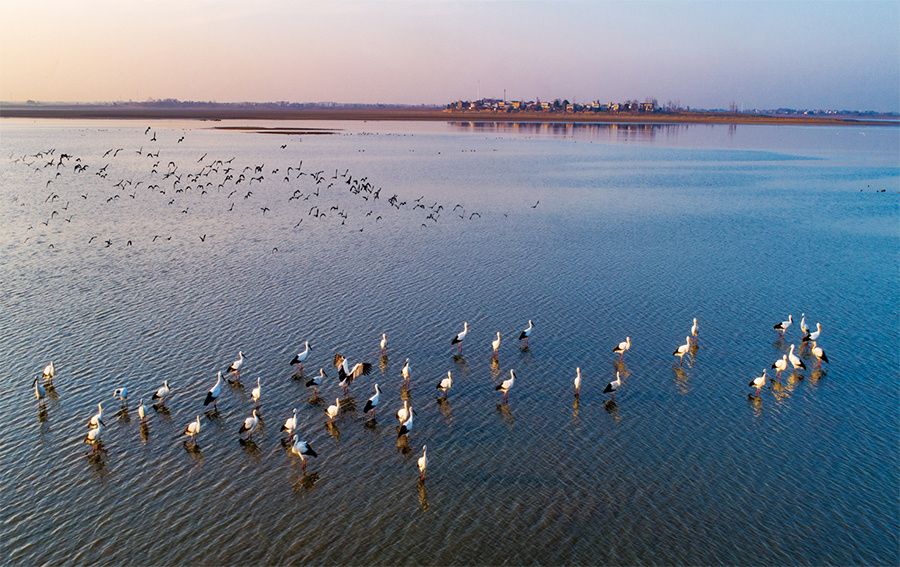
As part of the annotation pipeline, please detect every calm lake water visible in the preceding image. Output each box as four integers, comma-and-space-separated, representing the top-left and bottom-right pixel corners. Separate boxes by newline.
1, 118, 898, 565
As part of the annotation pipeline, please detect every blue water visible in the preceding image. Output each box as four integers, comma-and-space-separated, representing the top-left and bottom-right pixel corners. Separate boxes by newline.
1, 118, 898, 565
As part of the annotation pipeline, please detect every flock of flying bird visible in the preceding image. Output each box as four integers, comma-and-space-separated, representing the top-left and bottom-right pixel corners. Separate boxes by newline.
10, 126, 498, 251
30, 312, 829, 482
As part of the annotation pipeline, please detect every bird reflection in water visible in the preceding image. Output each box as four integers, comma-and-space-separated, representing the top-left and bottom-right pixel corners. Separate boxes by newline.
37, 403, 49, 424
400, 385, 411, 402
417, 478, 429, 511
290, 367, 305, 382
183, 440, 204, 463
152, 404, 172, 420
45, 383, 60, 401
771, 378, 789, 402
604, 399, 621, 423
239, 437, 262, 460
86, 448, 109, 479
496, 402, 514, 425
613, 359, 630, 377
809, 368, 826, 385
672, 366, 689, 395
747, 393, 763, 417
204, 406, 223, 423
572, 397, 580, 419
489, 357, 501, 378
339, 396, 357, 412
293, 471, 320, 494
325, 421, 341, 442
437, 397, 452, 422
379, 355, 389, 374
452, 355, 469, 374
785, 371, 801, 393
116, 406, 131, 423
396, 433, 411, 455
139, 422, 150, 443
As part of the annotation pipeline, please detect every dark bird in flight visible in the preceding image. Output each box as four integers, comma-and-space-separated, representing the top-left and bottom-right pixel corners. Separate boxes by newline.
177, 136, 184, 143
531, 200, 540, 208
199, 234, 207, 242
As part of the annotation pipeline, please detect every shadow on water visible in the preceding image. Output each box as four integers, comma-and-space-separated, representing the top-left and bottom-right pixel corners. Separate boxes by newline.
673, 366, 689, 395
496, 402, 514, 425
747, 393, 763, 417
239, 438, 262, 461
396, 433, 411, 455
490, 357, 501, 378
417, 478, 429, 512
572, 397, 580, 419
437, 397, 452, 422
293, 471, 320, 495
85, 446, 109, 479
604, 399, 621, 423
325, 421, 341, 442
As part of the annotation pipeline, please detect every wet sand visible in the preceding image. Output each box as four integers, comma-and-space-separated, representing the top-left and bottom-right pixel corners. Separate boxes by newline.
1, 104, 895, 126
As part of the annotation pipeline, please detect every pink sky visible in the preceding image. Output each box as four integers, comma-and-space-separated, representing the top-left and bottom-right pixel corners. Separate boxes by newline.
1, 0, 897, 111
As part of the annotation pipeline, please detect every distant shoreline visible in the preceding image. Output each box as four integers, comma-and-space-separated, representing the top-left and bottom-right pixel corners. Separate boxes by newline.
1, 105, 896, 127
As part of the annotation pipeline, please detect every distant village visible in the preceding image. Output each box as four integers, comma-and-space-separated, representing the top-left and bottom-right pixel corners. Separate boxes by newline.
444, 97, 895, 118
446, 97, 662, 114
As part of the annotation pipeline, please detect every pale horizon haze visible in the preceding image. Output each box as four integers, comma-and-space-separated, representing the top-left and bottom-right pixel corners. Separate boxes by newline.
1, 0, 898, 111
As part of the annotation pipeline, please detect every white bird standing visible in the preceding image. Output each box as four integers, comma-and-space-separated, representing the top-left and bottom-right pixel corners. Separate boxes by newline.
401, 359, 411, 384
152, 380, 171, 404
183, 415, 201, 443
613, 337, 632, 357
436, 371, 453, 398
396, 399, 410, 424
290, 341, 311, 368
451, 321, 469, 354
491, 332, 502, 357
251, 377, 261, 406
774, 314, 793, 335
42, 361, 55, 381
113, 386, 128, 405
281, 408, 298, 435
811, 344, 829, 367
398, 404, 414, 436
496, 369, 516, 401
227, 351, 245, 374
137, 399, 147, 421
84, 421, 104, 446
806, 323, 822, 344
326, 398, 340, 422
673, 336, 691, 365
691, 318, 699, 342
203, 371, 224, 409
33, 377, 46, 400
603, 372, 622, 397
573, 367, 582, 397
771, 354, 788, 377
363, 383, 381, 417
417, 445, 428, 481
800, 314, 809, 337
749, 369, 768, 396
239, 409, 260, 439
519, 320, 533, 347
788, 344, 806, 371
305, 368, 327, 396
88, 402, 104, 428
290, 433, 318, 470
380, 333, 388, 355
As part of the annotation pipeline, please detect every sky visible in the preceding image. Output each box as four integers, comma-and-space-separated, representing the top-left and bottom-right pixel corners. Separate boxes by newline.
0, 0, 898, 111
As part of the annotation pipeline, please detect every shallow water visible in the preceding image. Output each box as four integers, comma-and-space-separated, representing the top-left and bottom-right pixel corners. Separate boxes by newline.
1, 118, 898, 565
